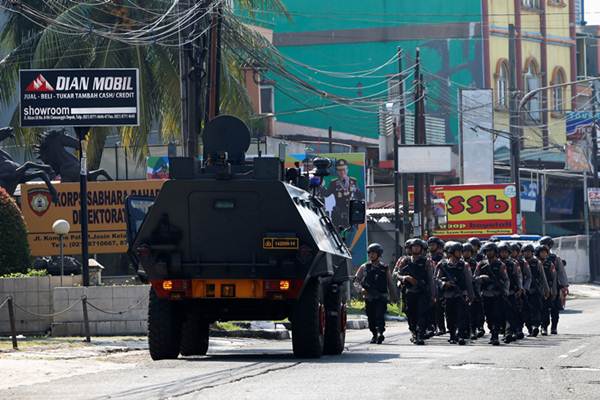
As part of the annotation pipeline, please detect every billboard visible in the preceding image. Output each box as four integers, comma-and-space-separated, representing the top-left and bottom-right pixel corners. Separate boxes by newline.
19, 68, 139, 127
286, 153, 367, 266
411, 184, 517, 239
21, 180, 163, 256
147, 156, 170, 179
460, 89, 494, 183
565, 112, 595, 172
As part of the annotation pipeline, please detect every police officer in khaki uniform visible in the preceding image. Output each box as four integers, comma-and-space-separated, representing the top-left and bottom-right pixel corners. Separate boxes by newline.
323, 159, 364, 229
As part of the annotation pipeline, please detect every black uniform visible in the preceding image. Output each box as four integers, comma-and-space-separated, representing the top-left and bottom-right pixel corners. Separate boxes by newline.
466, 256, 485, 337
431, 251, 447, 335
514, 256, 531, 336
474, 259, 510, 342
524, 256, 549, 333
501, 257, 523, 340
436, 258, 474, 342
355, 261, 393, 336
397, 256, 435, 343
541, 258, 559, 333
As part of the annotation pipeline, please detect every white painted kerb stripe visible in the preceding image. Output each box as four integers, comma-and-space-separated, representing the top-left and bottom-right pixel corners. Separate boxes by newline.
71, 107, 136, 115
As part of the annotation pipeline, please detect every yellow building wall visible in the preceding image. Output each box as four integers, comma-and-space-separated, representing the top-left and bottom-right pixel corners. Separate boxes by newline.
487, 0, 573, 149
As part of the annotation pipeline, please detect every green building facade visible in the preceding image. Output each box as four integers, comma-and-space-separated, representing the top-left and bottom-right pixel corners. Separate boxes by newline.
270, 1, 486, 150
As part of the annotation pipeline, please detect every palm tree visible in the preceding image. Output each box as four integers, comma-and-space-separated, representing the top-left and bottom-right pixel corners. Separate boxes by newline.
0, 0, 286, 167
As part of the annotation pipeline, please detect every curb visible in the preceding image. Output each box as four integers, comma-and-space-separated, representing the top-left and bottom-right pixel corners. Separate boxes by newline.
210, 329, 290, 340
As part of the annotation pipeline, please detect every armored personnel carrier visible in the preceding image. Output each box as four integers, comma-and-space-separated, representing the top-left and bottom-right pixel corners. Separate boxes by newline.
126, 116, 363, 360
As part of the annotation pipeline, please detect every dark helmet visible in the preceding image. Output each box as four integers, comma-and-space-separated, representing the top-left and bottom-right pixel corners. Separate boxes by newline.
467, 237, 481, 248
411, 239, 428, 253
510, 242, 522, 253
404, 238, 416, 248
497, 241, 511, 254
445, 241, 463, 255
367, 243, 384, 256
481, 242, 498, 255
522, 243, 535, 253
539, 236, 554, 249
534, 244, 549, 257
428, 236, 445, 247
462, 243, 475, 253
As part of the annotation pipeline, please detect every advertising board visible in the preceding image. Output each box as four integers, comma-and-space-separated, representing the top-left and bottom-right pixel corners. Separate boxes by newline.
21, 180, 163, 256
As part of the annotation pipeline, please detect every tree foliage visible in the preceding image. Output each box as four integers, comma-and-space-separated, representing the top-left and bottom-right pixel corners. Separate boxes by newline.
0, 188, 31, 275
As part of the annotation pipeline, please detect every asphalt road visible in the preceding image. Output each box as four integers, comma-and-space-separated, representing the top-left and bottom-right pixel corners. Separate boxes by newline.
2, 297, 600, 400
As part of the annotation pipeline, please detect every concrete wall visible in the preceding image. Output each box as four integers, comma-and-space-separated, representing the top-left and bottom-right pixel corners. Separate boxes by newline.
554, 235, 590, 283
52, 285, 149, 336
0, 276, 82, 335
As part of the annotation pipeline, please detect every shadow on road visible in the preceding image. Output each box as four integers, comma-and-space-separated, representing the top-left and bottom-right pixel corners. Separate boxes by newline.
185, 351, 399, 364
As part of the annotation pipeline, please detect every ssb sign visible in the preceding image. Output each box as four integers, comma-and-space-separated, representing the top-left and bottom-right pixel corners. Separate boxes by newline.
19, 68, 139, 127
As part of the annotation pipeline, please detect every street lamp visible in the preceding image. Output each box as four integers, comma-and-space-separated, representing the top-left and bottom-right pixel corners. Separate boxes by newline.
52, 219, 70, 286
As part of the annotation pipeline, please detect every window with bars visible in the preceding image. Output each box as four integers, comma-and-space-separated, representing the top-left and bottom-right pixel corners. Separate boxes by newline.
495, 60, 510, 110
523, 59, 542, 123
551, 68, 566, 116
259, 86, 274, 114
522, 0, 540, 9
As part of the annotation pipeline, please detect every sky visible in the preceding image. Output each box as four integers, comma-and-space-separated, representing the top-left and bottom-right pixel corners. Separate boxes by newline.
587, 2, 600, 25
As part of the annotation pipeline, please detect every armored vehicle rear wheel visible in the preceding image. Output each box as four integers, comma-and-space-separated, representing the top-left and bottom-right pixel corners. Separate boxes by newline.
148, 288, 182, 360
180, 318, 209, 356
323, 286, 346, 355
292, 279, 325, 358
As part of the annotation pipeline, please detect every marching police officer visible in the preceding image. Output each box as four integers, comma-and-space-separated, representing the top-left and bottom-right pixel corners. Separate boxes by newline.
428, 236, 447, 336
474, 242, 510, 346
463, 242, 485, 339
355, 243, 395, 344
535, 244, 559, 336
394, 239, 435, 345
511, 242, 530, 340
522, 244, 550, 337
436, 242, 474, 345
323, 159, 364, 229
540, 236, 569, 333
467, 237, 484, 262
498, 242, 523, 343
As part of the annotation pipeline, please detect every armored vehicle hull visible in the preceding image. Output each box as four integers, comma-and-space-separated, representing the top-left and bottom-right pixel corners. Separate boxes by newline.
129, 175, 352, 359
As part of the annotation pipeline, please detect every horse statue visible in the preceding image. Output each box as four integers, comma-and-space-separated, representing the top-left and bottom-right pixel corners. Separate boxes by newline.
0, 127, 58, 202
35, 129, 113, 182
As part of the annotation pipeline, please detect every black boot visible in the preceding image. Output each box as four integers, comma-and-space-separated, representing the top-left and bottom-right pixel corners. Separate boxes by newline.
516, 331, 525, 340
491, 333, 500, 346
415, 331, 425, 345
541, 327, 548, 336
531, 327, 539, 337
458, 338, 466, 346
377, 333, 385, 344
551, 322, 558, 335
370, 334, 377, 344
477, 327, 485, 338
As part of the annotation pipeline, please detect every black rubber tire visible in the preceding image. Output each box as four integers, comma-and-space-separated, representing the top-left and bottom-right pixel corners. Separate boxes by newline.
148, 288, 182, 360
323, 285, 346, 355
180, 318, 209, 356
292, 279, 325, 358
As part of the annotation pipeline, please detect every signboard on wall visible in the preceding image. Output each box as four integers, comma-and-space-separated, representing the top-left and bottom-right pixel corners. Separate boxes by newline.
19, 68, 139, 127
565, 112, 596, 172
588, 188, 600, 213
410, 184, 517, 239
21, 180, 163, 256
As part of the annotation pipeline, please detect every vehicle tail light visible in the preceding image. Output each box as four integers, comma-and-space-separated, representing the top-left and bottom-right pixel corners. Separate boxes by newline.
162, 280, 173, 290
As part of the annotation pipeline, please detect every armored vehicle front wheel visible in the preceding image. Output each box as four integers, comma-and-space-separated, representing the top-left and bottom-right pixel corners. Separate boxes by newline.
180, 317, 210, 356
323, 286, 346, 355
292, 279, 325, 358
148, 288, 182, 360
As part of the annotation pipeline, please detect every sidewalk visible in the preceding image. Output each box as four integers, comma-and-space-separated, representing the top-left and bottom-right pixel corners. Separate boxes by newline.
569, 283, 600, 299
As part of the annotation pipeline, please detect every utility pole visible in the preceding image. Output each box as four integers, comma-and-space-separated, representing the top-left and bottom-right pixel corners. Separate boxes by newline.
207, 3, 222, 122
592, 82, 599, 188
328, 126, 333, 153
398, 48, 411, 241
393, 118, 400, 258
509, 24, 522, 229
413, 48, 426, 237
